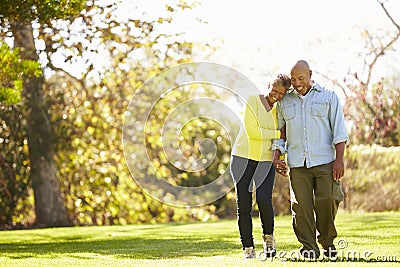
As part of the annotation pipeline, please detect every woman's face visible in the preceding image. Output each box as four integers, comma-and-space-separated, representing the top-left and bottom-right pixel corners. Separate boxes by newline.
266, 84, 286, 104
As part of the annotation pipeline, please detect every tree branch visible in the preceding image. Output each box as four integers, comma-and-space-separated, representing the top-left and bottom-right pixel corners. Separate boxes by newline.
366, 0, 400, 85
314, 70, 349, 97
47, 60, 86, 88
379, 0, 400, 31
366, 31, 400, 85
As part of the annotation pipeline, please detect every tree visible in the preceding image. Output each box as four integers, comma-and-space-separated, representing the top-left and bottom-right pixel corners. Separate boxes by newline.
1, 0, 219, 227
0, 0, 86, 227
344, 0, 400, 146
316, 0, 400, 146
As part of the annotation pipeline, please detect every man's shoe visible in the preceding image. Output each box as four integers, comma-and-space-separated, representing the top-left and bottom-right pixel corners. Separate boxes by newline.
262, 234, 276, 257
323, 244, 337, 258
300, 248, 319, 259
243, 246, 256, 259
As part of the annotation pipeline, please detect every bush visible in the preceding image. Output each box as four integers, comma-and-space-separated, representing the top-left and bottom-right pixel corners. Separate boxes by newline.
342, 144, 400, 211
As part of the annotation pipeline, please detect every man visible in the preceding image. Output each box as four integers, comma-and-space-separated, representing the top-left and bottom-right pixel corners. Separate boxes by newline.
272, 60, 348, 259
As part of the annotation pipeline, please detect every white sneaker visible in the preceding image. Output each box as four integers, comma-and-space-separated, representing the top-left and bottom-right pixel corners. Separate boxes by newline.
262, 234, 276, 257
243, 246, 256, 259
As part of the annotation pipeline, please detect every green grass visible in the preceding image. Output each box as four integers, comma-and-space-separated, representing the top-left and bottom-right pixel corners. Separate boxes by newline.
0, 211, 399, 266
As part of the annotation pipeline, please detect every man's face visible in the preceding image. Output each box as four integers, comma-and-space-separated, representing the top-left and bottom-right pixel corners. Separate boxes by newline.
290, 66, 312, 95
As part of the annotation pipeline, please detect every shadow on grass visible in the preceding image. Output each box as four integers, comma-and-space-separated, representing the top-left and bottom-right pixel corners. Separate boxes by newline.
0, 236, 238, 260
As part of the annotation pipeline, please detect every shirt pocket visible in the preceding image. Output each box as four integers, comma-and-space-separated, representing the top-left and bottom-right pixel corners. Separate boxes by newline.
282, 103, 295, 121
311, 101, 328, 117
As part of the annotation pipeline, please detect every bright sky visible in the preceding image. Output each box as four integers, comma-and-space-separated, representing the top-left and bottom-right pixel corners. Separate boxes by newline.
120, 0, 400, 93
189, 0, 400, 90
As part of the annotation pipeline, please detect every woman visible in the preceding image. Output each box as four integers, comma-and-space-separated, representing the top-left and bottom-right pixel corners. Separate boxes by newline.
230, 74, 291, 259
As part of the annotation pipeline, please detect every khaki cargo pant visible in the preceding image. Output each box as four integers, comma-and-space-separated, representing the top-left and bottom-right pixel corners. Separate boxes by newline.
289, 161, 344, 254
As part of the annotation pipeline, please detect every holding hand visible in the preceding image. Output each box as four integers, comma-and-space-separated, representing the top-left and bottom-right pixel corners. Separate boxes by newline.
273, 157, 288, 177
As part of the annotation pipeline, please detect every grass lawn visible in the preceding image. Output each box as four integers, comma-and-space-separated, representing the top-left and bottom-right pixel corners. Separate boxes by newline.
0, 211, 399, 266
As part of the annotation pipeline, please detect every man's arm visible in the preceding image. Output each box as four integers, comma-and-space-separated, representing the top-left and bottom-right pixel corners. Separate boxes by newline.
329, 92, 348, 180
280, 126, 286, 141
333, 141, 345, 180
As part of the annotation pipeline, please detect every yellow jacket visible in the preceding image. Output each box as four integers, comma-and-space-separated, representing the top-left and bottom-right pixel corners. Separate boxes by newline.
231, 95, 281, 161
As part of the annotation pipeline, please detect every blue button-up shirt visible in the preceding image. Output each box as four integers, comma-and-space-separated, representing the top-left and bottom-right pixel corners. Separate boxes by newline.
272, 82, 348, 168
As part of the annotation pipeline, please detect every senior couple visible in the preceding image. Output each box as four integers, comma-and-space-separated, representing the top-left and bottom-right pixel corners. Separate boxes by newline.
230, 60, 348, 259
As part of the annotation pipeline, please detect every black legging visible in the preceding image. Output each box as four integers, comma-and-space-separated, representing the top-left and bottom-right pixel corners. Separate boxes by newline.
230, 155, 276, 248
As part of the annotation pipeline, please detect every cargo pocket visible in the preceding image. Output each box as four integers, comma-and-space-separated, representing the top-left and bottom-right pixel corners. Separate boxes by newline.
333, 180, 344, 201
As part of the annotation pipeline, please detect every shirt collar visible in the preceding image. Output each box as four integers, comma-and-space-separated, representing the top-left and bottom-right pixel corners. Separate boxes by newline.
311, 81, 322, 92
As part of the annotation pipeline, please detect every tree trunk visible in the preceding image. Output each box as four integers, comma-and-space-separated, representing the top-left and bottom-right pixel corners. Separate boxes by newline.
11, 22, 70, 227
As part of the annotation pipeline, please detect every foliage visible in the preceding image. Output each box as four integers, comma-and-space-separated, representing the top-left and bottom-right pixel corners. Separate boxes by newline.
0, 42, 41, 105
0, 0, 86, 228
271, 173, 291, 215
343, 144, 400, 211
44, 72, 199, 225
38, 0, 220, 225
0, 0, 86, 24
0, 0, 221, 227
343, 77, 400, 147
44, 70, 233, 225
329, 0, 400, 147
0, 106, 35, 228
0, 42, 40, 226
